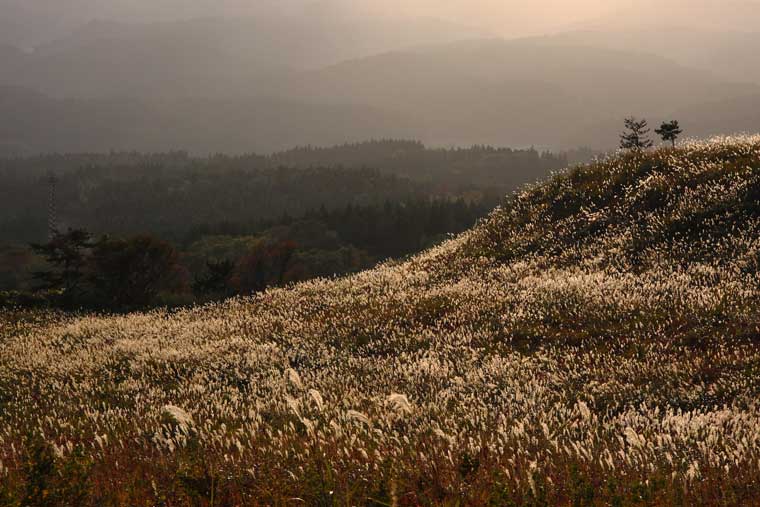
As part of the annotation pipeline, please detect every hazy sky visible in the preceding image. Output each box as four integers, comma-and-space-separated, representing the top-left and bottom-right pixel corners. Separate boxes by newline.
3, 0, 611, 25
360, 0, 613, 31
2, 0, 758, 48
316, 0, 760, 34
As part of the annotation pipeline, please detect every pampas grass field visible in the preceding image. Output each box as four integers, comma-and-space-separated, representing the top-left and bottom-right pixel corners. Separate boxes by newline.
2, 136, 760, 506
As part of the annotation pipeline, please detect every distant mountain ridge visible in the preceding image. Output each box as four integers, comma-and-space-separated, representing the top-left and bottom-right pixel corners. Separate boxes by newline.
290, 39, 759, 148
2, 36, 760, 154
0, 14, 484, 98
2, 5, 760, 153
528, 28, 760, 85
0, 85, 414, 155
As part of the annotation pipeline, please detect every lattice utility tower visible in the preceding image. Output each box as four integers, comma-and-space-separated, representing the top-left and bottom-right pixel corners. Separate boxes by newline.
47, 171, 58, 240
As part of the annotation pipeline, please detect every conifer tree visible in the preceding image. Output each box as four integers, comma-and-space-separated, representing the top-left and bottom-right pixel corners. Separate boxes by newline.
30, 228, 93, 306
656, 120, 683, 147
620, 117, 654, 151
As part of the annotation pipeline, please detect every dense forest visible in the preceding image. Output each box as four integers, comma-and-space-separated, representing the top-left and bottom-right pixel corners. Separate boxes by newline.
0, 140, 574, 308
0, 141, 576, 241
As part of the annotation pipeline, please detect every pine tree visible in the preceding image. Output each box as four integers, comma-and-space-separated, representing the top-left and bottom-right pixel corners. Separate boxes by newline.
620, 117, 654, 151
655, 120, 683, 147
30, 228, 93, 306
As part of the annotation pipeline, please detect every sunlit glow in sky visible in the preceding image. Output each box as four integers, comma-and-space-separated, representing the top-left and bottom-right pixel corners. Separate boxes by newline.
1, 0, 757, 47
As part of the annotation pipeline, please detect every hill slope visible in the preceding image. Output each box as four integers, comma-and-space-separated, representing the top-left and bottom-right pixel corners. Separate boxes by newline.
1, 136, 760, 504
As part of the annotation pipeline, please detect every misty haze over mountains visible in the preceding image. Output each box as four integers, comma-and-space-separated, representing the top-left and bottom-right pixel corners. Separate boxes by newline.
1, 0, 759, 154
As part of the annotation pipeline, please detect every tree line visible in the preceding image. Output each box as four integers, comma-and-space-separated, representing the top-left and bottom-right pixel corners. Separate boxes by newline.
1, 196, 494, 311
0, 141, 572, 244
0, 139, 589, 311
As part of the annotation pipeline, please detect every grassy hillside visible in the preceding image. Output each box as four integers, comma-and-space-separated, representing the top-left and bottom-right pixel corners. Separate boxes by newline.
1, 136, 759, 505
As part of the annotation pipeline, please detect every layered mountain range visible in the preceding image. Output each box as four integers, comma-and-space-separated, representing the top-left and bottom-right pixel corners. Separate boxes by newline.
1, 1, 758, 154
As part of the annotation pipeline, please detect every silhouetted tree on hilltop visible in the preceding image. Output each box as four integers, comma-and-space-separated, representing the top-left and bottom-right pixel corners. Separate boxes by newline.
656, 120, 683, 147
620, 117, 654, 151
